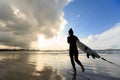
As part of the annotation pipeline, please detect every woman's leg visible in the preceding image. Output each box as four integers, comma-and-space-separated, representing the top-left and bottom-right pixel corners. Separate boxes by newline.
70, 54, 76, 72
74, 53, 85, 72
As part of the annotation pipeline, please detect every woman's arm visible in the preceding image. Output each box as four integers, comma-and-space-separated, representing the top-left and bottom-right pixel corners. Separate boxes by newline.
67, 37, 70, 43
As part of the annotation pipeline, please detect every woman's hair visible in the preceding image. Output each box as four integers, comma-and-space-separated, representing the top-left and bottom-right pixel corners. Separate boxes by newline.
68, 28, 74, 35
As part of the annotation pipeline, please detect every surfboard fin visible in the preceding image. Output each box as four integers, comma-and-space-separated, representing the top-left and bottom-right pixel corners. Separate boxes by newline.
91, 54, 95, 59
86, 53, 90, 58
87, 53, 95, 59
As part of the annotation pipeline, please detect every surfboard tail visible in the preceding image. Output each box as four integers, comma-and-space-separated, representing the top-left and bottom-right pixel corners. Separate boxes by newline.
76, 39, 120, 67
76, 40, 100, 59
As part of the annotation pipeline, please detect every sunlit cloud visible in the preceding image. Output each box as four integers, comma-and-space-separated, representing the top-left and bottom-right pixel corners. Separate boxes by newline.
82, 23, 120, 49
0, 0, 71, 49
37, 34, 68, 50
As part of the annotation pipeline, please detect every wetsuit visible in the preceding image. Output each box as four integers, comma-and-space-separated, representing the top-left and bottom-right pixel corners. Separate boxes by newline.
67, 35, 82, 72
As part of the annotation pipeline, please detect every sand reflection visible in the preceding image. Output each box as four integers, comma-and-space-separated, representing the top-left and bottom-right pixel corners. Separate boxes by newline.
0, 53, 66, 80
34, 66, 66, 80
0, 52, 120, 80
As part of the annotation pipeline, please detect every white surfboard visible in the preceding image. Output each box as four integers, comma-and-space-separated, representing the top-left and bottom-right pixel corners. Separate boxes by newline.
76, 40, 100, 59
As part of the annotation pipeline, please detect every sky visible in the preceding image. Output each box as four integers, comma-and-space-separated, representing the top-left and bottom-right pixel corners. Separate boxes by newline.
63, 0, 120, 49
0, 0, 120, 50
64, 0, 120, 36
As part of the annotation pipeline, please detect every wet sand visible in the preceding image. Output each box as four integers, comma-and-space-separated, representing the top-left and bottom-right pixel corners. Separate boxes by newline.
0, 51, 120, 80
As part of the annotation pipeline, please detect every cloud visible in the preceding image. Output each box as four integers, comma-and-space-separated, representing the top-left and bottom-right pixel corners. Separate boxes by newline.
76, 14, 80, 18
0, 0, 71, 49
82, 23, 120, 49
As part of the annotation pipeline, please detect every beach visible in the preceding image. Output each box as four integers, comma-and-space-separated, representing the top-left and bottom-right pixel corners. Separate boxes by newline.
0, 51, 120, 80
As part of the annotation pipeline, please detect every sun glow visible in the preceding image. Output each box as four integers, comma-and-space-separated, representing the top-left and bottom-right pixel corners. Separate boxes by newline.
37, 34, 68, 50
38, 35, 50, 49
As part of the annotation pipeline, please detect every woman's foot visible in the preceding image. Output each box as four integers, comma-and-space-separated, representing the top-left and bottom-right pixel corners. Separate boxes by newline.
81, 65, 85, 72
72, 70, 76, 74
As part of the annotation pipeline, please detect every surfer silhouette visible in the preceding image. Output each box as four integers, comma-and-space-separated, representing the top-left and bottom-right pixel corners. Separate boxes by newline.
67, 28, 85, 73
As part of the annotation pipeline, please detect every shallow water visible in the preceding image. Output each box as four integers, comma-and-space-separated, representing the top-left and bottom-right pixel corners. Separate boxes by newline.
0, 51, 120, 80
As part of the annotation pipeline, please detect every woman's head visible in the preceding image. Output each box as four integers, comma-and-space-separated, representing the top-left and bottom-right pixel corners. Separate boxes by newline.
68, 28, 73, 35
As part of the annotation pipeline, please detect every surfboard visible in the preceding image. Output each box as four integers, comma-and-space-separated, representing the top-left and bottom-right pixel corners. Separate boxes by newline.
76, 40, 100, 59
